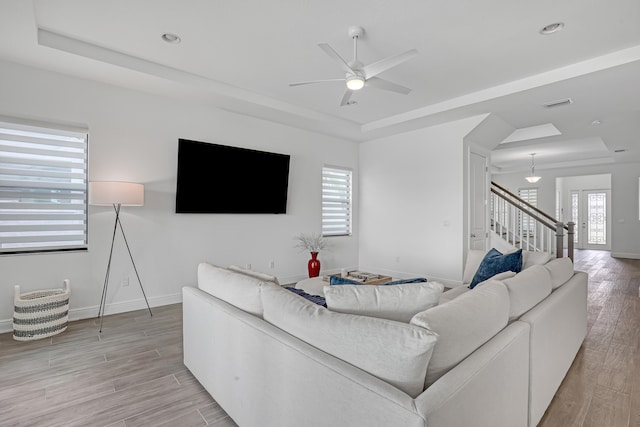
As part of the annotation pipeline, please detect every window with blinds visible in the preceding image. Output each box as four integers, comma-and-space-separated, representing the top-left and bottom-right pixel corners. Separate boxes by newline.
518, 187, 538, 235
322, 166, 352, 237
0, 119, 88, 254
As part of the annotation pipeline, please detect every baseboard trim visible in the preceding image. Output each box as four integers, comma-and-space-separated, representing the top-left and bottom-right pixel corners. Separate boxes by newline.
611, 252, 640, 260
0, 293, 182, 335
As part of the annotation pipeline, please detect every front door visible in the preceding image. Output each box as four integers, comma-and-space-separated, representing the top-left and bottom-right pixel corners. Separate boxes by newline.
577, 190, 611, 250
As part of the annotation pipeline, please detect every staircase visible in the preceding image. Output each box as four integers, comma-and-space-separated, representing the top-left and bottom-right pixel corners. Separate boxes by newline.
490, 181, 575, 260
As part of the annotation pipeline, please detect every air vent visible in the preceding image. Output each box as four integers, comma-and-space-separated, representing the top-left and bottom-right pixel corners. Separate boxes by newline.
614, 149, 626, 153
543, 98, 573, 108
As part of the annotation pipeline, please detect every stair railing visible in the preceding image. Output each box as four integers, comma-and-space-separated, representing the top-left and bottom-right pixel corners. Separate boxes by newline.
490, 181, 574, 260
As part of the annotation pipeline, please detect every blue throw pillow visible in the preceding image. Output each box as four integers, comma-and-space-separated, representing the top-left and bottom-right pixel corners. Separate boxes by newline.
285, 287, 326, 307
469, 248, 523, 289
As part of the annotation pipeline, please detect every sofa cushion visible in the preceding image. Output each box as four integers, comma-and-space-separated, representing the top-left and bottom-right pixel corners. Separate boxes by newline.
462, 249, 487, 285
228, 264, 280, 286
483, 270, 517, 284
502, 265, 552, 321
261, 282, 438, 398
323, 281, 443, 322
543, 257, 574, 290
438, 285, 469, 304
522, 251, 553, 270
469, 248, 522, 289
198, 262, 264, 316
439, 271, 516, 304
410, 281, 510, 387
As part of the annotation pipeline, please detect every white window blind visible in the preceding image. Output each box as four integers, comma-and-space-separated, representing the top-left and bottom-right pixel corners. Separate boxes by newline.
518, 188, 538, 207
0, 120, 88, 254
322, 166, 352, 237
518, 188, 538, 235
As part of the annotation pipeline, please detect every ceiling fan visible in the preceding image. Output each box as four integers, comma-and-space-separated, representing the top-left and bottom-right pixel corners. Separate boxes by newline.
289, 26, 418, 106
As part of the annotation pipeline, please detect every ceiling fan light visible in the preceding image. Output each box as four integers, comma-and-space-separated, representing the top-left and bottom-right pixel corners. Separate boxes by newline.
346, 75, 365, 91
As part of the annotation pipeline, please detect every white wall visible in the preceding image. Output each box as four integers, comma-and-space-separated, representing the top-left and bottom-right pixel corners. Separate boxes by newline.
493, 162, 640, 259
358, 116, 485, 285
0, 60, 359, 331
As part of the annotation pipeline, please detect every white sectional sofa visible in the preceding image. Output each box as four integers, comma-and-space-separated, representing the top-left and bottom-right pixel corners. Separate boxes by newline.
182, 252, 587, 427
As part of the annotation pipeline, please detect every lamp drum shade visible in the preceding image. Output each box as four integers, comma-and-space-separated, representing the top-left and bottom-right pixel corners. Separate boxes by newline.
89, 182, 144, 206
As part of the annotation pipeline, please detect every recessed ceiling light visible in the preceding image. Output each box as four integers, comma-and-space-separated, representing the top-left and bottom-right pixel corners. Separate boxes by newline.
591, 119, 602, 125
540, 22, 565, 35
161, 33, 181, 44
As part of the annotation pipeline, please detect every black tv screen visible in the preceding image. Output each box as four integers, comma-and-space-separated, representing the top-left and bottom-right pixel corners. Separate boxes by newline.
175, 139, 290, 214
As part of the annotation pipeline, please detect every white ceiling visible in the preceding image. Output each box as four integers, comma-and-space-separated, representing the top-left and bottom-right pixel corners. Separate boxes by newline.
1, 0, 640, 172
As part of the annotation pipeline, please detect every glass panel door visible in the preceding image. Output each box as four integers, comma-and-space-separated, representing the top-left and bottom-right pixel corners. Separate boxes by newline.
581, 190, 611, 250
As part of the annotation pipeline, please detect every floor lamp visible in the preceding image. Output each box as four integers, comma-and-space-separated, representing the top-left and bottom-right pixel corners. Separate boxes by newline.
89, 181, 152, 332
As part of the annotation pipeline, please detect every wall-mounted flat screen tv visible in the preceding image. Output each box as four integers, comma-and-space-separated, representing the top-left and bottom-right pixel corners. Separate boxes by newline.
175, 139, 290, 214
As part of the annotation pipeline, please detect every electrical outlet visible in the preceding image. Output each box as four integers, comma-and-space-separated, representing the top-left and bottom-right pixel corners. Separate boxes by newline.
122, 277, 130, 287
269, 260, 275, 269
245, 263, 251, 270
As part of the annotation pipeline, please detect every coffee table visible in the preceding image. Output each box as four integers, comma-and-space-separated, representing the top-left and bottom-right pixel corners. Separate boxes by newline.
295, 271, 392, 296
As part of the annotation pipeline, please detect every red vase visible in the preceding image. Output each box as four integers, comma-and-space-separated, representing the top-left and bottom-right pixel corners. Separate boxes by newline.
308, 252, 320, 278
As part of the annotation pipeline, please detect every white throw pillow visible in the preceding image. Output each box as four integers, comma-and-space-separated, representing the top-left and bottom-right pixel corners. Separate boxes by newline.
543, 257, 574, 290
197, 262, 264, 316
228, 264, 280, 286
323, 282, 444, 322
411, 281, 510, 388
502, 264, 552, 321
261, 282, 438, 398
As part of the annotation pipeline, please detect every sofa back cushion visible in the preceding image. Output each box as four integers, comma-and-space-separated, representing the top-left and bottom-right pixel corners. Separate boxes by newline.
502, 264, 552, 321
323, 281, 444, 322
410, 281, 510, 387
462, 249, 487, 284
543, 257, 574, 290
261, 283, 438, 398
197, 262, 264, 316
228, 264, 280, 286
522, 251, 553, 270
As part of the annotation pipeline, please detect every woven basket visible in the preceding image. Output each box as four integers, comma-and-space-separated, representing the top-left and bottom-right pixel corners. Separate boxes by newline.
13, 280, 70, 341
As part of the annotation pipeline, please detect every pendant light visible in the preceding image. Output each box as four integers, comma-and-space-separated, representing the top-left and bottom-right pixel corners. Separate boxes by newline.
525, 153, 541, 183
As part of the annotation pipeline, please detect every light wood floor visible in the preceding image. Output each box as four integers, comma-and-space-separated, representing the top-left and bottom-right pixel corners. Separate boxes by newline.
0, 304, 234, 427
1, 250, 638, 426
539, 250, 640, 427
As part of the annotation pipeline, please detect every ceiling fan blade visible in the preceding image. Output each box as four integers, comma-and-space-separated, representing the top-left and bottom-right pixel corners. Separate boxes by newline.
366, 76, 412, 95
318, 43, 355, 74
361, 49, 418, 79
289, 78, 345, 87
339, 89, 353, 106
